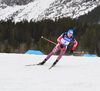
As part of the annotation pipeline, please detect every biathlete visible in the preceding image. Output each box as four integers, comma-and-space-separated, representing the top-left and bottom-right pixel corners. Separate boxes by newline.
38, 29, 78, 68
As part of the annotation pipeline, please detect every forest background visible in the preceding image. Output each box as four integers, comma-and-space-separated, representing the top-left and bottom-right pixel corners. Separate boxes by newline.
0, 16, 100, 56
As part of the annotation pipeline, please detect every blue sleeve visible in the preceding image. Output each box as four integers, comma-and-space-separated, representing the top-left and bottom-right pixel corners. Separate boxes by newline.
62, 32, 67, 38
71, 36, 75, 41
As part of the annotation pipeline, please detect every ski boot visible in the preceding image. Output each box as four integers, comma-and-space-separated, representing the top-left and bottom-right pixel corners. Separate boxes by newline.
38, 59, 47, 65
49, 60, 58, 69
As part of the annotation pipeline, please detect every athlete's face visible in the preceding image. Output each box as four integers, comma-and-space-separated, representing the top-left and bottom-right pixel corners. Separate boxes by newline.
67, 33, 73, 37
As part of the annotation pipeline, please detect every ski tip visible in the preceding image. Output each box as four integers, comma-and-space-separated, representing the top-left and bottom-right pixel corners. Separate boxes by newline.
25, 64, 38, 66
49, 66, 54, 70
25, 64, 32, 66
49, 67, 51, 70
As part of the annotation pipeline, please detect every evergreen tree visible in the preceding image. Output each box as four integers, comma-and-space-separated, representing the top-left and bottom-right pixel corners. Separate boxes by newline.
4, 40, 11, 53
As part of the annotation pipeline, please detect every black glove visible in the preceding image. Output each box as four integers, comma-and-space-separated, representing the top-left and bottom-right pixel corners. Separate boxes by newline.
70, 50, 73, 53
60, 44, 63, 48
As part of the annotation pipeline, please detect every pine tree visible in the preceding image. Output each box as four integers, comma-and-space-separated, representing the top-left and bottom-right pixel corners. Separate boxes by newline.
4, 40, 11, 53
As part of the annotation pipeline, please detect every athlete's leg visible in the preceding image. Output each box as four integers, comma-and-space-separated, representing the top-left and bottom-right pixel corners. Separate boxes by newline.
56, 46, 67, 61
45, 44, 60, 60
38, 44, 60, 65
50, 46, 67, 67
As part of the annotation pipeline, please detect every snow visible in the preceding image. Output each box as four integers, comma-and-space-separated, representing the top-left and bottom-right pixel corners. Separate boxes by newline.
0, 0, 55, 22
0, 53, 100, 91
0, 0, 100, 22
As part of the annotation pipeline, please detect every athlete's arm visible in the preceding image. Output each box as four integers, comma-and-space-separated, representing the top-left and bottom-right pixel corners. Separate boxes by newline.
57, 32, 67, 45
72, 39, 78, 50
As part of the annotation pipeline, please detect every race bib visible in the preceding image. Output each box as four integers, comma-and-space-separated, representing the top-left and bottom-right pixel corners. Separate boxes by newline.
60, 39, 70, 46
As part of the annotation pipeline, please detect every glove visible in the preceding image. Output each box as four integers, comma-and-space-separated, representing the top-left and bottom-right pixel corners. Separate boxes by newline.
60, 44, 63, 48
70, 50, 73, 53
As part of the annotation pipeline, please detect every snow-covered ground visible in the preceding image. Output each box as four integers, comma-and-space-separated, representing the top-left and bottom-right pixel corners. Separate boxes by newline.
0, 53, 100, 91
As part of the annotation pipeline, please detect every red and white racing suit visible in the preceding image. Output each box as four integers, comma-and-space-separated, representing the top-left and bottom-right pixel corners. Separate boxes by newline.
45, 32, 78, 61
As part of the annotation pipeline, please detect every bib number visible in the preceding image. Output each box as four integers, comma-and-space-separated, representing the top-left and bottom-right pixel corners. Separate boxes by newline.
60, 39, 70, 46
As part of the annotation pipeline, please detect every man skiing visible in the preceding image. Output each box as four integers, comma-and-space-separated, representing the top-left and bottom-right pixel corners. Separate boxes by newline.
38, 29, 78, 68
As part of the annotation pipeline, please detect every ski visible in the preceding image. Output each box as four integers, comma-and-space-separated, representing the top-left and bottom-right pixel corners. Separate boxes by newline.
26, 63, 55, 70
49, 65, 54, 70
49, 60, 57, 69
25, 64, 40, 66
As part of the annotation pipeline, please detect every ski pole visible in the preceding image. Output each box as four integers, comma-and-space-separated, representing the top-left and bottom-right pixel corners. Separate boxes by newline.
73, 51, 84, 54
73, 26, 77, 30
41, 36, 57, 45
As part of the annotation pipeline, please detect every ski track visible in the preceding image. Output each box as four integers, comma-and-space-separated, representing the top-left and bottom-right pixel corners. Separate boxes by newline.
0, 53, 100, 91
